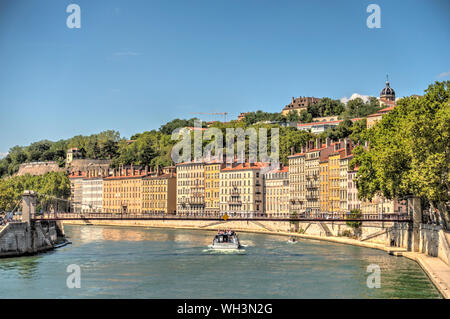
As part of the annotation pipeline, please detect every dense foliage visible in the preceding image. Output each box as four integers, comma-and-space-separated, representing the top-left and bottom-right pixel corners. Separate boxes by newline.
0, 172, 71, 212
351, 81, 450, 228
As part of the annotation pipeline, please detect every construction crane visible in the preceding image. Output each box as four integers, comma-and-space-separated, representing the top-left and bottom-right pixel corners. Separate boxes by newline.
190, 112, 228, 122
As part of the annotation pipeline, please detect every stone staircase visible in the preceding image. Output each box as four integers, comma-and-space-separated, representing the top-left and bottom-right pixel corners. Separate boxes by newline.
249, 221, 275, 232
361, 229, 388, 241
318, 223, 332, 236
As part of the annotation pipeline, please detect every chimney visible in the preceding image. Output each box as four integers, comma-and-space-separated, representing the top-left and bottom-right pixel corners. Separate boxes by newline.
326, 137, 331, 147
290, 146, 294, 156
316, 137, 321, 149
344, 138, 351, 156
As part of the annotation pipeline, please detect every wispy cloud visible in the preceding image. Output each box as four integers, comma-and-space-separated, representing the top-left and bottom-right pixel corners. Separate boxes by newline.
340, 93, 371, 104
114, 51, 142, 56
437, 70, 450, 78
0, 152, 8, 159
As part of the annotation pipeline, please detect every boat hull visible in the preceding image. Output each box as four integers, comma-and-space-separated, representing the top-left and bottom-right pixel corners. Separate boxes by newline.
210, 243, 241, 250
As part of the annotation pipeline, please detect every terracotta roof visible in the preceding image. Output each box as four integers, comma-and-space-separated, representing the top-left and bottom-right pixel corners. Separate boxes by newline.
69, 172, 86, 178
288, 152, 306, 158
143, 173, 175, 179
186, 127, 206, 131
297, 117, 363, 127
379, 105, 395, 113
267, 166, 289, 173
221, 162, 269, 171
297, 120, 341, 127
104, 173, 147, 180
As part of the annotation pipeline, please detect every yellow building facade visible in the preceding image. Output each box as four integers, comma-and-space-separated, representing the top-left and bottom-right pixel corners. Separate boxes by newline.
204, 162, 223, 214
102, 167, 146, 214
142, 167, 177, 215
328, 151, 342, 213
319, 160, 329, 213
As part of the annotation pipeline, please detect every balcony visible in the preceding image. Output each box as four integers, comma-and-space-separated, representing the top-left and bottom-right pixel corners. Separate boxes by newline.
187, 197, 205, 205
231, 188, 240, 196
306, 183, 317, 190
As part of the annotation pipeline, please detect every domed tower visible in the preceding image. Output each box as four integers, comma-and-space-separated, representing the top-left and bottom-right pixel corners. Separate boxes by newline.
380, 75, 395, 101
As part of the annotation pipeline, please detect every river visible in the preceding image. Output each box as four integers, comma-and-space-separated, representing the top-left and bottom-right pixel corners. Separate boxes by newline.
0, 225, 442, 298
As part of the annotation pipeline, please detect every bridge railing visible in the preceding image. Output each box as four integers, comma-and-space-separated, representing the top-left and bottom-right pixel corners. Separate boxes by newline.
31, 211, 411, 221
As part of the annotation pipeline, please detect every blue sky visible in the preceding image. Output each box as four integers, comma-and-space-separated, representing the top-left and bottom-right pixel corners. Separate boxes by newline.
0, 0, 449, 155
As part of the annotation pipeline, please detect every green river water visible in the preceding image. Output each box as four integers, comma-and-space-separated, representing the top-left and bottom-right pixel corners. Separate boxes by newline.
0, 225, 442, 298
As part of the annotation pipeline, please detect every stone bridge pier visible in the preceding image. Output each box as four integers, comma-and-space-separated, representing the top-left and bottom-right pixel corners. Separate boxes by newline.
0, 191, 62, 257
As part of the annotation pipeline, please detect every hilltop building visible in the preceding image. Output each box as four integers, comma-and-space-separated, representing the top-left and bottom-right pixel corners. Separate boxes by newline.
366, 105, 396, 129
66, 148, 83, 165
281, 96, 321, 116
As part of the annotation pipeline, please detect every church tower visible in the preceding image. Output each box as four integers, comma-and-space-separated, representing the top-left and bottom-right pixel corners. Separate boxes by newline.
380, 75, 395, 102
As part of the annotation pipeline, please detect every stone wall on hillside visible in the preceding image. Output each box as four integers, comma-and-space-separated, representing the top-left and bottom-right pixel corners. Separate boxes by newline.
68, 159, 111, 173
16, 161, 64, 176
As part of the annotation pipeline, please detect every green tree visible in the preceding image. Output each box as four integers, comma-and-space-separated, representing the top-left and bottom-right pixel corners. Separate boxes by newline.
351, 82, 450, 228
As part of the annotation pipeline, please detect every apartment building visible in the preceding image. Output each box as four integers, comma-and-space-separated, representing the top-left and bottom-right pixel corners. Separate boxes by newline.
176, 161, 205, 214
142, 167, 177, 214
204, 161, 224, 214
347, 167, 361, 211
219, 162, 267, 215
339, 141, 353, 213
81, 169, 106, 213
69, 171, 86, 213
102, 166, 147, 214
288, 148, 306, 214
264, 165, 289, 216
305, 139, 322, 214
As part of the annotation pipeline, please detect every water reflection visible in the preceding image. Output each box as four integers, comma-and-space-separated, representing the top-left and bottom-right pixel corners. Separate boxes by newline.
0, 256, 40, 279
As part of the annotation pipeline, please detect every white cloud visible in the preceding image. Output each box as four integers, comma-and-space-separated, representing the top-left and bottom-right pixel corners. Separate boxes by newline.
438, 71, 450, 78
0, 152, 8, 159
340, 93, 371, 104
